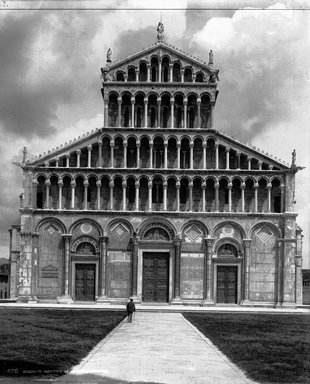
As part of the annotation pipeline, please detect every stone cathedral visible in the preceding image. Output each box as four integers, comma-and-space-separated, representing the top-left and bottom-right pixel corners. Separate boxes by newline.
9, 24, 303, 307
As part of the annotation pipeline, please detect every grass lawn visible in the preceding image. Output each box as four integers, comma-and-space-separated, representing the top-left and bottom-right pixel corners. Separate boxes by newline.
183, 312, 310, 383
0, 308, 126, 376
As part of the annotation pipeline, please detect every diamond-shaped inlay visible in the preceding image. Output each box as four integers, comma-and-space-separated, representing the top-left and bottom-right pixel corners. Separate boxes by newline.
112, 223, 128, 238
185, 224, 202, 241
47, 224, 58, 235
256, 226, 273, 243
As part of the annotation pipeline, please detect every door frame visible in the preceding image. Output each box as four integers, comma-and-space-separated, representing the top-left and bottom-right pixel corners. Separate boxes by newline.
213, 262, 242, 304
138, 247, 173, 302
72, 260, 99, 301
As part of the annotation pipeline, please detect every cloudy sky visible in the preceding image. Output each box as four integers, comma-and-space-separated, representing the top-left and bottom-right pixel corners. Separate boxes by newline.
0, 0, 309, 267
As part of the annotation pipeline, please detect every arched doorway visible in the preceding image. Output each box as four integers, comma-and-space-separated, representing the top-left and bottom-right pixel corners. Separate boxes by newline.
215, 243, 240, 304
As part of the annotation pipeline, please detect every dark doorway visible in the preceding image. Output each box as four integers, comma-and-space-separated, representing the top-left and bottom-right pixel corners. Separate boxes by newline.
142, 253, 169, 302
216, 266, 238, 303
75, 264, 96, 301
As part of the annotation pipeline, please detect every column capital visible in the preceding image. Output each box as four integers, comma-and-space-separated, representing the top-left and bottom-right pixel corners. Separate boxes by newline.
177, 141, 181, 148
44, 161, 49, 167
98, 140, 102, 146
123, 140, 128, 147
170, 97, 175, 104
215, 142, 219, 148
135, 68, 139, 74
243, 239, 252, 247
131, 97, 135, 104
62, 234, 72, 240
99, 235, 109, 243
197, 97, 201, 104
45, 180, 51, 186
76, 149, 81, 155
189, 142, 194, 148
58, 180, 63, 186
109, 180, 114, 188
136, 141, 141, 147
157, 97, 161, 104
70, 181, 76, 187
87, 144, 92, 150
96, 180, 101, 187
164, 141, 168, 147
110, 140, 115, 147
163, 181, 168, 188
83, 180, 89, 187
201, 182, 206, 189
225, 147, 230, 153
202, 142, 207, 149
173, 236, 182, 246
215, 182, 219, 189
267, 183, 272, 189
117, 96, 122, 104
144, 97, 148, 103
228, 183, 233, 189
254, 182, 259, 188
32, 179, 38, 186
135, 180, 140, 188
183, 98, 188, 105
176, 181, 181, 189
149, 140, 154, 147
189, 181, 193, 188
148, 181, 153, 188
247, 156, 252, 161
204, 237, 215, 247
241, 182, 246, 189
122, 180, 127, 188
65, 153, 70, 158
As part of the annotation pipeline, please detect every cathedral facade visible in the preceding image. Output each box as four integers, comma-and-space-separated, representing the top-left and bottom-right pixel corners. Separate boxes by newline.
9, 26, 303, 307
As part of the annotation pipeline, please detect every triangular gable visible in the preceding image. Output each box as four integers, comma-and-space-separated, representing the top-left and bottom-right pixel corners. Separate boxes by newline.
104, 42, 219, 79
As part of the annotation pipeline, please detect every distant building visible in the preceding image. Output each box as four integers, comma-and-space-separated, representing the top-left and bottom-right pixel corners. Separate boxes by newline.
0, 258, 9, 299
302, 269, 310, 305
9, 24, 303, 307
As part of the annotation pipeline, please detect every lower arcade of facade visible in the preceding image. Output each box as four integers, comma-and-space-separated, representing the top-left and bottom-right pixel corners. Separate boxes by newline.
10, 213, 303, 307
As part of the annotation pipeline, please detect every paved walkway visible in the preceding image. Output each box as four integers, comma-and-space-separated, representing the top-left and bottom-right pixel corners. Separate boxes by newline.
50, 312, 256, 384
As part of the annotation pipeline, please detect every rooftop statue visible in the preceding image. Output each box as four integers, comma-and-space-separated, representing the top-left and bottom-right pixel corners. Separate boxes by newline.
208, 50, 213, 66
106, 48, 112, 63
291, 149, 296, 168
156, 21, 165, 43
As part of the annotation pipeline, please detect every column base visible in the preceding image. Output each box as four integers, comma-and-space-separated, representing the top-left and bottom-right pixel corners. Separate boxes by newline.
16, 295, 38, 303
170, 297, 183, 305
96, 296, 111, 304
277, 301, 297, 309
240, 299, 253, 306
57, 295, 73, 304
202, 299, 215, 307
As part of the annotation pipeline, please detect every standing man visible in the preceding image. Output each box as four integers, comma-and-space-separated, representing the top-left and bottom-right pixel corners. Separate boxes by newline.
126, 298, 136, 323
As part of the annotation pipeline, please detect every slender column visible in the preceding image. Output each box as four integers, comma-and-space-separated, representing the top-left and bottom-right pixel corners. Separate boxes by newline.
176, 181, 180, 211
131, 97, 135, 128
70, 181, 76, 209
210, 104, 214, 128
135, 181, 139, 211
76, 150, 81, 167
148, 181, 152, 211
117, 97, 122, 127
280, 184, 285, 213
173, 236, 182, 301
164, 141, 168, 168
254, 182, 258, 212
241, 182, 245, 212
96, 181, 101, 210
157, 98, 161, 128
147, 64, 151, 82
102, 99, 105, 127
236, 152, 241, 170
124, 74, 128, 82
32, 180, 38, 208
99, 236, 109, 298
110, 141, 115, 168
123, 140, 127, 168
109, 180, 114, 210
189, 181, 193, 212
258, 161, 263, 171
225, 148, 230, 170
202, 182, 206, 211
55, 157, 59, 167
83, 180, 88, 210
184, 98, 188, 129
181, 69, 184, 83
267, 183, 272, 212
87, 145, 92, 168
228, 183, 232, 212
215, 182, 219, 212
131, 234, 139, 298
197, 98, 201, 128
242, 239, 252, 304
163, 181, 167, 211
247, 156, 252, 170
203, 142, 207, 169
136, 142, 141, 168
215, 143, 219, 170
135, 68, 139, 82
104, 99, 109, 127
121, 180, 127, 211
149, 141, 154, 169
58, 180, 63, 210
203, 238, 215, 305
169, 64, 173, 82
170, 98, 175, 128
62, 234, 72, 297
45, 180, 50, 209
65, 154, 70, 167
177, 142, 181, 169
158, 59, 162, 82
190, 142, 194, 169
144, 98, 148, 128
98, 141, 103, 168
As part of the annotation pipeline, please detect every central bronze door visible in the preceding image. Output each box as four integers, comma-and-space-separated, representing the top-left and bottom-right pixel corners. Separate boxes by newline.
75, 264, 96, 301
216, 266, 238, 304
142, 253, 169, 302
